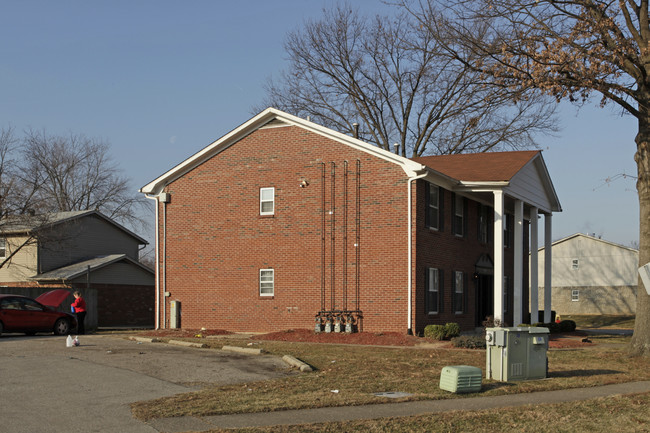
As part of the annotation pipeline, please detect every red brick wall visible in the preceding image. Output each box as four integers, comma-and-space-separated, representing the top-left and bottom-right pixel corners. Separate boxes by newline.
158, 126, 413, 333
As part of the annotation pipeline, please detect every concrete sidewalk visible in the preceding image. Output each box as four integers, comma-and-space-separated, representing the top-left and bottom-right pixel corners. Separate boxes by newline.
146, 380, 650, 432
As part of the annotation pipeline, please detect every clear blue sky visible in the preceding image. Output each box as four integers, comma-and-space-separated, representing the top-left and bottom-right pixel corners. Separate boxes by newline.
0, 1, 639, 248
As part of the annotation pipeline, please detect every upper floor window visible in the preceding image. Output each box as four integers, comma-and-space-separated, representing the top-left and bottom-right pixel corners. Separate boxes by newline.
260, 269, 274, 296
425, 183, 442, 230
572, 259, 579, 270
477, 204, 491, 244
260, 187, 275, 215
0, 238, 6, 258
452, 194, 466, 237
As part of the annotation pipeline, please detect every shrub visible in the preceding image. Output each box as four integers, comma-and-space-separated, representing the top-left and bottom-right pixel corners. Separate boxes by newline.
451, 335, 486, 349
444, 322, 461, 339
559, 319, 577, 332
424, 324, 446, 340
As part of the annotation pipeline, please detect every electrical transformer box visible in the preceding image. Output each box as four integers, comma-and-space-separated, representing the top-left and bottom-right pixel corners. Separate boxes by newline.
485, 327, 549, 381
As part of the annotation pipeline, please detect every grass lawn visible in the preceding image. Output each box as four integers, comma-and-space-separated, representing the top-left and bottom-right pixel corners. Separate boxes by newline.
211, 391, 650, 433
131, 332, 650, 423
562, 314, 635, 329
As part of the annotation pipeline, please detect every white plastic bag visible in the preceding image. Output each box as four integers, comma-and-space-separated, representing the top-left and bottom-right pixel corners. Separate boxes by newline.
66, 335, 73, 347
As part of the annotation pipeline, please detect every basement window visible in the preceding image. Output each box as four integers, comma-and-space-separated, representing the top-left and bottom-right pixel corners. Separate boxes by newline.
260, 187, 275, 215
260, 269, 274, 296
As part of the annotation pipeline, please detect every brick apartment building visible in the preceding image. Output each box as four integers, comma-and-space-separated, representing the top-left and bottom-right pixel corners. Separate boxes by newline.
140, 108, 561, 334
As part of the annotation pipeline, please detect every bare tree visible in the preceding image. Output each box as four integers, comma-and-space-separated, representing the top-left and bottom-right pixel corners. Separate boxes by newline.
0, 128, 149, 269
18, 129, 146, 230
259, 4, 557, 157
404, 0, 650, 355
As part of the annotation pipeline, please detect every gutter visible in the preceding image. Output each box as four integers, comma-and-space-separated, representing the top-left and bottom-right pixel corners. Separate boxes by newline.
145, 194, 161, 330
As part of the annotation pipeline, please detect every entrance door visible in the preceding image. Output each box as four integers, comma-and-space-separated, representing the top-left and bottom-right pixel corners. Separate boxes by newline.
475, 274, 493, 327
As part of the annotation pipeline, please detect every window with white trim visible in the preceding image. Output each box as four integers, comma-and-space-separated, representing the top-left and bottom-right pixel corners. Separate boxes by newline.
454, 271, 464, 314
0, 238, 5, 258
260, 269, 274, 296
572, 259, 579, 270
571, 289, 580, 302
426, 268, 440, 314
260, 187, 275, 215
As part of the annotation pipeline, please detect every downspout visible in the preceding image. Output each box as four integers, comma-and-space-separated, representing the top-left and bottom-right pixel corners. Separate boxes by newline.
145, 194, 160, 330
407, 170, 428, 335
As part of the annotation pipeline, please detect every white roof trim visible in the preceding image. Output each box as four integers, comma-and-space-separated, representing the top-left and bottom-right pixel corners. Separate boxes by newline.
140, 107, 426, 195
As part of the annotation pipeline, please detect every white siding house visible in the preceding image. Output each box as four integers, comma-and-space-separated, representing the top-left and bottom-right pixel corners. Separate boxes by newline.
535, 233, 638, 315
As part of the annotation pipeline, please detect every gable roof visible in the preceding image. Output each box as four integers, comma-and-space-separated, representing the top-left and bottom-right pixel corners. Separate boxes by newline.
30, 254, 154, 282
0, 210, 148, 245
538, 233, 638, 253
139, 107, 561, 213
413, 151, 540, 182
140, 107, 426, 195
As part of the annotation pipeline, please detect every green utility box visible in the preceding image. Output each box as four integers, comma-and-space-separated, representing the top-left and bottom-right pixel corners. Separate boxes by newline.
439, 365, 483, 393
485, 327, 549, 381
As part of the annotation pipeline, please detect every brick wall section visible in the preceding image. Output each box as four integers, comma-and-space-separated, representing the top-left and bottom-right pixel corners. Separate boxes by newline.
159, 125, 411, 333
158, 125, 534, 334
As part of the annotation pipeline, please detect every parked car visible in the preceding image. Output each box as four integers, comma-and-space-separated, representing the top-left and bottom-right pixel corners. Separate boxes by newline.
0, 290, 77, 336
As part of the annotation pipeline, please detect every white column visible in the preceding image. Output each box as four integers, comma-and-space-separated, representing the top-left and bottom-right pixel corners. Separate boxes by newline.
544, 213, 553, 322
513, 200, 524, 326
493, 190, 504, 323
530, 207, 539, 324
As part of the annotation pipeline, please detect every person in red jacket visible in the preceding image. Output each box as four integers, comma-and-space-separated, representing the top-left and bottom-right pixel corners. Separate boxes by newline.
71, 291, 87, 335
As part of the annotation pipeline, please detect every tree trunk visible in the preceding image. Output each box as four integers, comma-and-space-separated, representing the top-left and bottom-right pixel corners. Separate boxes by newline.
631, 113, 650, 356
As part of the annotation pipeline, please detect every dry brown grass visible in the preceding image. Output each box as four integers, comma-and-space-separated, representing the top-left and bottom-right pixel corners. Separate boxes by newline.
130, 334, 650, 422
207, 391, 650, 433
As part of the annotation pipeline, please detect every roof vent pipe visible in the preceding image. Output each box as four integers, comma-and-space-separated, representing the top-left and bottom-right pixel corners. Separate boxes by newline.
352, 123, 359, 139
394, 142, 400, 154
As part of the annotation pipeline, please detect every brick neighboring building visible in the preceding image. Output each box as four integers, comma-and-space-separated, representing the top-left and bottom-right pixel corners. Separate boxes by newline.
140, 108, 561, 334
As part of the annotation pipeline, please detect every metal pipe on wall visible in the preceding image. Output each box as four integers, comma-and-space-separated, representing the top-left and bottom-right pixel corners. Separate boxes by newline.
330, 162, 336, 311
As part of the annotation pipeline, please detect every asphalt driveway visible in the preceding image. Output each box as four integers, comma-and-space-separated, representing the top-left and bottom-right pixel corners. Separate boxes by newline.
0, 334, 292, 433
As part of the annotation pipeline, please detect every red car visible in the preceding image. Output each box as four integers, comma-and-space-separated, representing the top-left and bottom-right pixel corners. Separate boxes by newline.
0, 290, 78, 336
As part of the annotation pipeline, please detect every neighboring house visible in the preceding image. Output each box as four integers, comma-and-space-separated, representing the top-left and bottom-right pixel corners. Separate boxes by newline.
140, 108, 561, 334
535, 233, 638, 315
0, 210, 155, 329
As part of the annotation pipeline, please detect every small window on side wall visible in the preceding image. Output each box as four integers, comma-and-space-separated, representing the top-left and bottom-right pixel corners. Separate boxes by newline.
0, 238, 6, 258
260, 269, 274, 296
260, 187, 275, 215
571, 289, 579, 302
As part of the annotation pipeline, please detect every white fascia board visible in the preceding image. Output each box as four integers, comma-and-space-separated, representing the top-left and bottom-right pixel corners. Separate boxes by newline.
139, 107, 426, 194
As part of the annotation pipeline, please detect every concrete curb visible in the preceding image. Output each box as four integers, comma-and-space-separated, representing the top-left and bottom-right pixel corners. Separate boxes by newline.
168, 339, 207, 348
282, 355, 313, 372
129, 336, 160, 343
222, 345, 263, 355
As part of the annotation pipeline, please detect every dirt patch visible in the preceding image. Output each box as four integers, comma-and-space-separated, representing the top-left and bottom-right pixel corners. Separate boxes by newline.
549, 333, 593, 349
136, 328, 595, 349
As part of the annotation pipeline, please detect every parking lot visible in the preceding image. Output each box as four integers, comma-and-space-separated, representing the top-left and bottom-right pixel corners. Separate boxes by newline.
0, 333, 292, 433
